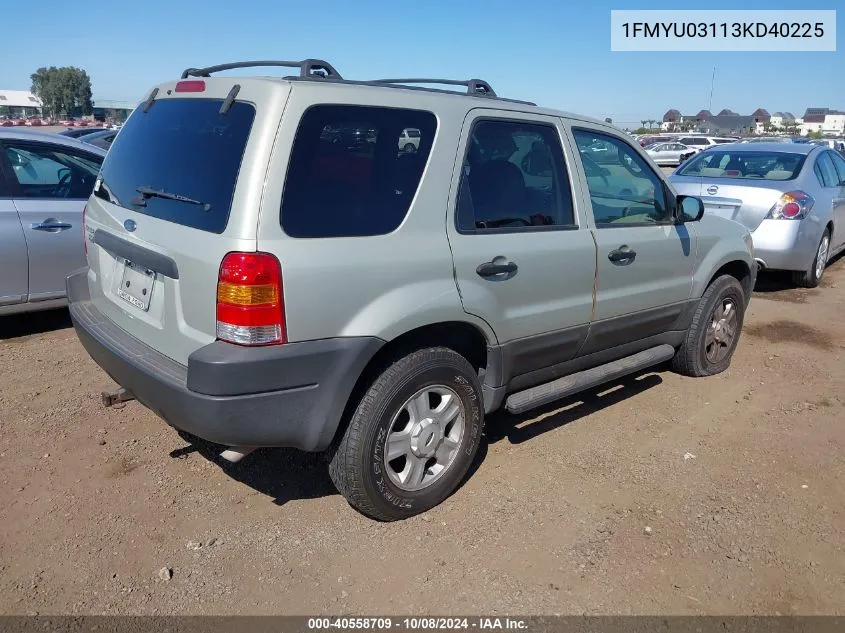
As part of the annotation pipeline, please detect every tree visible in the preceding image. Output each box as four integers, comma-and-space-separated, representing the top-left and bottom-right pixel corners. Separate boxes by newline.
809, 129, 824, 139
30, 66, 93, 118
640, 120, 648, 130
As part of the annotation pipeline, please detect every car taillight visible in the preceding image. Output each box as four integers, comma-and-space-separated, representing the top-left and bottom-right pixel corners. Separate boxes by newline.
767, 191, 814, 220
82, 204, 87, 256
216, 252, 285, 346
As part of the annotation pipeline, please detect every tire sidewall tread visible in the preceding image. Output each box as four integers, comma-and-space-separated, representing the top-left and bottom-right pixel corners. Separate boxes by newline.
329, 347, 484, 521
673, 275, 746, 377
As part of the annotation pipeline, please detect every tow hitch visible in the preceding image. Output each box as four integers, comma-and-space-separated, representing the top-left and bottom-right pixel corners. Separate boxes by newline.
101, 387, 135, 408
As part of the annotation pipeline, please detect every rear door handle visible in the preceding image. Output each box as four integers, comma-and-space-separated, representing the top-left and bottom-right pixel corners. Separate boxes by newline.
31, 219, 72, 232
608, 245, 636, 264
476, 260, 518, 278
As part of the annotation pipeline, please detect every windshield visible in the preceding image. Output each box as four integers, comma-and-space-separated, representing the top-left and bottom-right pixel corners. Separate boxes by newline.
676, 150, 806, 180
94, 98, 255, 233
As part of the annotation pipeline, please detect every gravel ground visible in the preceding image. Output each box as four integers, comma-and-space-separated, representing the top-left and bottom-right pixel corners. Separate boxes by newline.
1, 260, 844, 616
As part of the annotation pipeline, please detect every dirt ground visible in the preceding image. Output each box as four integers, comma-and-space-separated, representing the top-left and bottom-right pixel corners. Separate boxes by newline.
1, 259, 844, 616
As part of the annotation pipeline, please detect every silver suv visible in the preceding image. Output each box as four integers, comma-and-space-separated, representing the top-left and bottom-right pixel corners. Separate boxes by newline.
67, 59, 756, 521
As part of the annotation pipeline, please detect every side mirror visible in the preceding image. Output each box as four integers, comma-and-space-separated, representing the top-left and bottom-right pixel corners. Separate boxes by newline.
677, 195, 705, 222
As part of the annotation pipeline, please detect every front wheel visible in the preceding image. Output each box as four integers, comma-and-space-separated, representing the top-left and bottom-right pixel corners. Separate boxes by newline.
792, 229, 830, 288
328, 347, 485, 521
672, 275, 747, 377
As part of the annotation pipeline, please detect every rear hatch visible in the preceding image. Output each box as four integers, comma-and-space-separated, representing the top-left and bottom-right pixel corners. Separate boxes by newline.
84, 78, 290, 365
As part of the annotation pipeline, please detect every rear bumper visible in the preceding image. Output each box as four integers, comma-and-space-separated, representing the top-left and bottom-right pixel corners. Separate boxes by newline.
67, 268, 383, 451
751, 219, 820, 272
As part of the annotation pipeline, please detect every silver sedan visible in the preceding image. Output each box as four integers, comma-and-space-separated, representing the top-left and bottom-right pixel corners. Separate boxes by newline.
670, 142, 845, 287
1, 130, 106, 315
646, 141, 694, 166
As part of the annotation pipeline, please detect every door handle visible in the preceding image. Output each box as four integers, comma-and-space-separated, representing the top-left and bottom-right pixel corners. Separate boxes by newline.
608, 245, 636, 264
476, 260, 518, 278
31, 219, 72, 232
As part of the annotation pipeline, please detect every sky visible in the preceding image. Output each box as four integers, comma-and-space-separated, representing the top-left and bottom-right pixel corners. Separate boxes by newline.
4, 0, 843, 128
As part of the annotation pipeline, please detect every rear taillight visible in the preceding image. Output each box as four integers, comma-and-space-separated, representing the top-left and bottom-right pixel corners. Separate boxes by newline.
216, 252, 285, 346
767, 191, 814, 220
175, 80, 206, 93
82, 204, 87, 256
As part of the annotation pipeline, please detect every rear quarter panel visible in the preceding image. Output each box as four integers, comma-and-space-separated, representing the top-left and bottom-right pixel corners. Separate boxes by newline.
256, 83, 497, 346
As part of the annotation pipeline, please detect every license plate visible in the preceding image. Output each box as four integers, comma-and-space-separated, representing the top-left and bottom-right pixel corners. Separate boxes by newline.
116, 260, 155, 311
705, 205, 736, 220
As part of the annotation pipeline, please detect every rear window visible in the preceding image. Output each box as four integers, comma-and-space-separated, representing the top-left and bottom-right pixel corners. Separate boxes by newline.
676, 150, 806, 180
281, 105, 436, 238
94, 99, 255, 233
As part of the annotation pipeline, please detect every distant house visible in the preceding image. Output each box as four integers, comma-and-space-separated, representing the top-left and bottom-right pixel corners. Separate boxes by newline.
659, 106, 775, 135
661, 108, 699, 131
0, 90, 43, 117
800, 108, 845, 136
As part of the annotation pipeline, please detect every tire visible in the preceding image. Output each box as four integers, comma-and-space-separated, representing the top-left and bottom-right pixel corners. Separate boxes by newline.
672, 275, 746, 377
791, 229, 830, 288
328, 347, 485, 521
402, 143, 417, 153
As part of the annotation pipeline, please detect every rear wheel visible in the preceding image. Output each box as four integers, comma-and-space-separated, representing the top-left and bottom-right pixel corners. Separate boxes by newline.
792, 229, 830, 288
402, 143, 417, 153
672, 275, 746, 377
328, 347, 484, 521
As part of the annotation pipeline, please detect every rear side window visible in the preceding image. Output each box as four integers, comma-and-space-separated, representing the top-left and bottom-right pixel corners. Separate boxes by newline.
94, 99, 255, 234
456, 119, 576, 232
281, 105, 436, 238
816, 152, 840, 187
830, 152, 845, 184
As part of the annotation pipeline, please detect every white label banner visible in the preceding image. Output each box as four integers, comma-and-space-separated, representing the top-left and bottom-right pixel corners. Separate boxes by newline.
610, 10, 836, 51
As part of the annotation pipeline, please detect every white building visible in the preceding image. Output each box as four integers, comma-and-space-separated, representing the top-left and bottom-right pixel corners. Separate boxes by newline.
799, 108, 845, 136
0, 90, 43, 116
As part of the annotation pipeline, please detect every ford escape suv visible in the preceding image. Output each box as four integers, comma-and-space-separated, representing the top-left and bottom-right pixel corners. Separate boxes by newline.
67, 59, 756, 521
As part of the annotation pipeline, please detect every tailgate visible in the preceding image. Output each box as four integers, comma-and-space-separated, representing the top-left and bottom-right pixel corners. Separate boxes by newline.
83, 80, 289, 366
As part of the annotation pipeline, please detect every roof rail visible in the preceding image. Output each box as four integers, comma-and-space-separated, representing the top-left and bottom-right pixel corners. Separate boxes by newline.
371, 78, 497, 98
180, 59, 341, 80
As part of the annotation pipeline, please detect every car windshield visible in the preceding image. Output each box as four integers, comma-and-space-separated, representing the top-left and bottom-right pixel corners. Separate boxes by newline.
676, 150, 806, 180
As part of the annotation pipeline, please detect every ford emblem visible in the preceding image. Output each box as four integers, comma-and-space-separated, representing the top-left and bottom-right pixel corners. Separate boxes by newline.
707, 185, 718, 195
124, 219, 137, 232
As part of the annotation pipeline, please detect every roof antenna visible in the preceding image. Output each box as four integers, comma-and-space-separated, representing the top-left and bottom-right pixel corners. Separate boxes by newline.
708, 66, 716, 113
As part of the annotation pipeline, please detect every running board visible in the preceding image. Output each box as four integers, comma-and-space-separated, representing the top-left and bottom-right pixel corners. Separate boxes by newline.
504, 344, 675, 415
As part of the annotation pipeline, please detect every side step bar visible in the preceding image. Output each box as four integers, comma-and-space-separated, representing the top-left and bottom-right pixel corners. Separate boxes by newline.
505, 344, 675, 415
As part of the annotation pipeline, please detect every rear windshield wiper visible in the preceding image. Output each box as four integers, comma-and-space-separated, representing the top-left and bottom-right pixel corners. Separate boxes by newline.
132, 186, 211, 211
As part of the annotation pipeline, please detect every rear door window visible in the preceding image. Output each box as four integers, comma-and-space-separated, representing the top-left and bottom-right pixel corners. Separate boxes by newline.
826, 152, 845, 185
2, 141, 100, 198
281, 105, 437, 238
816, 152, 840, 187
455, 118, 576, 232
94, 99, 255, 234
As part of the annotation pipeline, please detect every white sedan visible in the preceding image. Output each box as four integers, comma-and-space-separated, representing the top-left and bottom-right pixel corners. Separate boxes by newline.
645, 141, 694, 166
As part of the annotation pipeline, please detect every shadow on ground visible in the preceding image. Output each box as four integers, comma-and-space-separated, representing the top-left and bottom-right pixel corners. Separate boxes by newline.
0, 308, 72, 340
753, 252, 842, 299
171, 370, 665, 509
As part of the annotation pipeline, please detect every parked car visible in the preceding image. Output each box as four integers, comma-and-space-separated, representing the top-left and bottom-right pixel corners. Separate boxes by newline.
0, 130, 106, 315
398, 127, 421, 153
67, 59, 755, 521
645, 141, 693, 166
810, 138, 845, 156
637, 134, 673, 147
670, 142, 845, 287
58, 127, 110, 139
739, 136, 793, 144
80, 129, 118, 151
676, 135, 738, 150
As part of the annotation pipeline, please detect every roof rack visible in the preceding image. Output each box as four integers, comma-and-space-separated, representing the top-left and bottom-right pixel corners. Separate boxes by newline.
371, 78, 497, 98
180, 59, 341, 80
